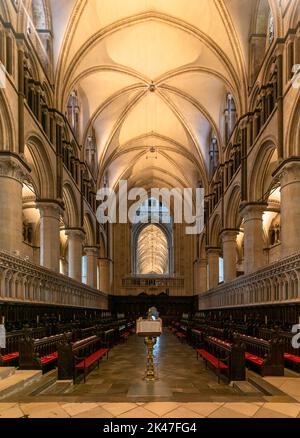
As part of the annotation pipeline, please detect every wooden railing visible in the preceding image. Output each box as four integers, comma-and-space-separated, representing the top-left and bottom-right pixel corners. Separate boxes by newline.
0, 251, 108, 309
198, 252, 300, 310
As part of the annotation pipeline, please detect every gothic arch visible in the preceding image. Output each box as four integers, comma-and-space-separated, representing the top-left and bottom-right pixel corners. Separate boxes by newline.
0, 90, 15, 152
287, 92, 300, 157
0, 0, 10, 21
25, 134, 55, 198
225, 185, 241, 229
248, 139, 278, 201
63, 183, 80, 228
288, 0, 300, 29
83, 213, 96, 247
99, 226, 107, 259
210, 214, 221, 247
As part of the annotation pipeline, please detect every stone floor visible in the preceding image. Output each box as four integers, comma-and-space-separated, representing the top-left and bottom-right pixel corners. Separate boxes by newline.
1, 330, 300, 417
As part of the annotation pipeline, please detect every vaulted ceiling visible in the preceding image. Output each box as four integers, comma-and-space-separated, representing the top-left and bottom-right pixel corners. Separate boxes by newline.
50, 0, 266, 191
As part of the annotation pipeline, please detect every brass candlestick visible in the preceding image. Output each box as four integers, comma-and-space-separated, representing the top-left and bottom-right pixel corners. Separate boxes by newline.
144, 336, 157, 381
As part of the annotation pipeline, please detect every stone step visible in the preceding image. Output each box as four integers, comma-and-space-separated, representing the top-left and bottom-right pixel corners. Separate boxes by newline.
248, 375, 285, 396
0, 370, 42, 400
39, 380, 73, 395
0, 367, 15, 381
232, 380, 262, 395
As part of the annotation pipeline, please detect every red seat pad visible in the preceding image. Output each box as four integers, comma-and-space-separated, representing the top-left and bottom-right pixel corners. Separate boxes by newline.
75, 349, 108, 369
176, 332, 186, 338
284, 353, 300, 363
40, 352, 58, 364
197, 349, 228, 370
245, 352, 264, 366
1, 352, 20, 362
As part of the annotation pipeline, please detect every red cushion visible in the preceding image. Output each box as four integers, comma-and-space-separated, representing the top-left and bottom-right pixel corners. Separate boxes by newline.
1, 352, 19, 362
284, 353, 300, 363
176, 332, 186, 338
245, 352, 264, 366
75, 348, 109, 369
40, 352, 58, 364
197, 349, 228, 369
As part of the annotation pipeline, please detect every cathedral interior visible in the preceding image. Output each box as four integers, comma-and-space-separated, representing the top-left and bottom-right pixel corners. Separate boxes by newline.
0, 0, 300, 420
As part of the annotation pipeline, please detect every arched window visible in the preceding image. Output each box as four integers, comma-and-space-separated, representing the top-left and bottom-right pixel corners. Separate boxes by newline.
224, 94, 236, 143
219, 257, 224, 284
27, 0, 53, 74
131, 197, 173, 275
209, 135, 219, 177
66, 90, 80, 139
136, 225, 169, 275
85, 130, 97, 175
267, 13, 274, 46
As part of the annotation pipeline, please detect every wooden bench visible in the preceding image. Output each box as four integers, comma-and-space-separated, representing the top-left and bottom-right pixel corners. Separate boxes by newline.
236, 332, 284, 376
0, 326, 49, 367
197, 335, 245, 382
257, 327, 300, 373
58, 335, 109, 383
18, 331, 72, 373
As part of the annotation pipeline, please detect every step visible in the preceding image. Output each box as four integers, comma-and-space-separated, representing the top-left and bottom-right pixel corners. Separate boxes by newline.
0, 370, 42, 400
39, 380, 73, 395
0, 367, 15, 381
248, 375, 285, 396
232, 380, 262, 395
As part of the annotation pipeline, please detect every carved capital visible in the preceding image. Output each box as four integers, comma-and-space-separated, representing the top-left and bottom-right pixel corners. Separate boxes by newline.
206, 246, 221, 256
0, 153, 30, 184
239, 202, 267, 221
65, 228, 86, 241
273, 158, 300, 189
84, 246, 99, 257
220, 229, 239, 243
37, 201, 64, 219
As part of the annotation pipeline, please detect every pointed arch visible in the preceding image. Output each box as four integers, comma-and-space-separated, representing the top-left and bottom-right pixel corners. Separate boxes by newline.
63, 182, 80, 228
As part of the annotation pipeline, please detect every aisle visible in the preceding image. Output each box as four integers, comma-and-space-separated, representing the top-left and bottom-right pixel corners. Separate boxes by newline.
64, 330, 242, 402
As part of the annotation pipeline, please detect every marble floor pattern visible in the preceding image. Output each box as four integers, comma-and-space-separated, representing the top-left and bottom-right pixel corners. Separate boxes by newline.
1, 331, 300, 417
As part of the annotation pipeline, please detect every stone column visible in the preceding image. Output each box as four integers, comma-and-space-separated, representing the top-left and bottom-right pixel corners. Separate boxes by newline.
194, 258, 207, 293
85, 246, 98, 289
221, 229, 239, 282
274, 159, 300, 257
65, 229, 85, 282
206, 247, 220, 290
99, 258, 112, 293
240, 202, 267, 274
37, 202, 63, 272
0, 153, 30, 254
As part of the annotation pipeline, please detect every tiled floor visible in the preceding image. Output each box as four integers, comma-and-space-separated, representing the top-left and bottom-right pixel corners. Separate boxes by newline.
1, 331, 300, 417
1, 401, 300, 418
